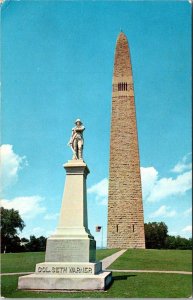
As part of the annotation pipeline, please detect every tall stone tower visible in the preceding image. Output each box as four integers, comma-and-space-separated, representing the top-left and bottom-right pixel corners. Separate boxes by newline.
107, 32, 145, 249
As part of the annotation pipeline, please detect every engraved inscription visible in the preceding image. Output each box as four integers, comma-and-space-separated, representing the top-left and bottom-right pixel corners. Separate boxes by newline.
37, 266, 93, 275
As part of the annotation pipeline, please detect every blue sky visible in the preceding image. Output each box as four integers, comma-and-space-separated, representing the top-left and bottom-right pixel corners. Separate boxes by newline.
1, 0, 192, 247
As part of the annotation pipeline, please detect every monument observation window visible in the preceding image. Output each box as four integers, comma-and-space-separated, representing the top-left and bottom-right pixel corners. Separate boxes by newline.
116, 225, 119, 232
132, 225, 135, 232
118, 82, 128, 91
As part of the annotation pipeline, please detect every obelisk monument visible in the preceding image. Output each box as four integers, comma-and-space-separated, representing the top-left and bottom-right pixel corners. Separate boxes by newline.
107, 32, 145, 249
18, 119, 112, 290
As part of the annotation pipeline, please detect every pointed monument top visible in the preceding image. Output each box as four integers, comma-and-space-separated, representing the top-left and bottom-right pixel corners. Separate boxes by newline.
117, 31, 128, 41
113, 32, 132, 79
118, 30, 126, 35
116, 33, 129, 52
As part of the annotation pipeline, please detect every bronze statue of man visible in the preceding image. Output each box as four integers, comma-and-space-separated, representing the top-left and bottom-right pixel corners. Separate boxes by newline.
68, 119, 85, 160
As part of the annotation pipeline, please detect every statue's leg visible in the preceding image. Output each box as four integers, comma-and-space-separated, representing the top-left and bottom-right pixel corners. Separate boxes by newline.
78, 140, 83, 159
73, 139, 78, 159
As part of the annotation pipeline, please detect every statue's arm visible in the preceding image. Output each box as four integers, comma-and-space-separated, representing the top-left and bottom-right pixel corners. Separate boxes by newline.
68, 129, 75, 145
75, 126, 85, 132
71, 128, 76, 136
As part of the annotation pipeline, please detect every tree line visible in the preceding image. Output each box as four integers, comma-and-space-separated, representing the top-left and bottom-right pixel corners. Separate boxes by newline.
1, 207, 46, 253
0, 207, 192, 253
145, 222, 192, 250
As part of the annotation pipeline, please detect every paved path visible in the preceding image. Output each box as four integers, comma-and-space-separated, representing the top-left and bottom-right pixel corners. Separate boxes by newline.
108, 269, 192, 275
101, 249, 127, 269
1, 249, 191, 276
2, 269, 191, 276
1, 249, 127, 276
0, 272, 33, 276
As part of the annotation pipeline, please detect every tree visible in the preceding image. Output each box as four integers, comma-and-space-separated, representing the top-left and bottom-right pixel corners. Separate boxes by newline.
165, 235, 192, 250
165, 235, 176, 249
26, 235, 47, 252
38, 236, 47, 251
145, 222, 168, 249
145, 222, 192, 250
21, 237, 29, 243
0, 207, 25, 253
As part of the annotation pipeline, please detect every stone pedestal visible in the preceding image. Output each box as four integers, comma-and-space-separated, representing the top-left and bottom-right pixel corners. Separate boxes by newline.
18, 160, 112, 291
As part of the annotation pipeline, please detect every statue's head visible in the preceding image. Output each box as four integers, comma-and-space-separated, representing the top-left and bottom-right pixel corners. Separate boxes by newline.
75, 119, 82, 126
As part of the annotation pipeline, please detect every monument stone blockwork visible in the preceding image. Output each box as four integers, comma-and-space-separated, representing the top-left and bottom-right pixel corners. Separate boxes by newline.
107, 32, 145, 249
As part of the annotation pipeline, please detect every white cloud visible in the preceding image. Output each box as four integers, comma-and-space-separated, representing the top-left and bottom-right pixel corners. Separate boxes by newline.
168, 231, 178, 236
1, 196, 46, 219
0, 144, 27, 192
31, 227, 53, 237
44, 213, 59, 220
171, 153, 192, 174
140, 167, 158, 199
98, 197, 107, 206
88, 178, 108, 197
88, 178, 108, 206
31, 227, 45, 235
147, 170, 192, 202
140, 154, 192, 202
150, 205, 177, 218
89, 157, 192, 206
181, 225, 192, 233
20, 227, 54, 238
183, 207, 192, 216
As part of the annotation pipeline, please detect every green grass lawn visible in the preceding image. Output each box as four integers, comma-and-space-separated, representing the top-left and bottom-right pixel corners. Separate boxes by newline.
1, 273, 192, 298
109, 249, 192, 272
1, 252, 45, 273
96, 248, 119, 261
1, 249, 118, 274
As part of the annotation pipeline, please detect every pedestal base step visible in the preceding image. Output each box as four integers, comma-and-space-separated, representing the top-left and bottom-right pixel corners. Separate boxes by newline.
18, 271, 112, 291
